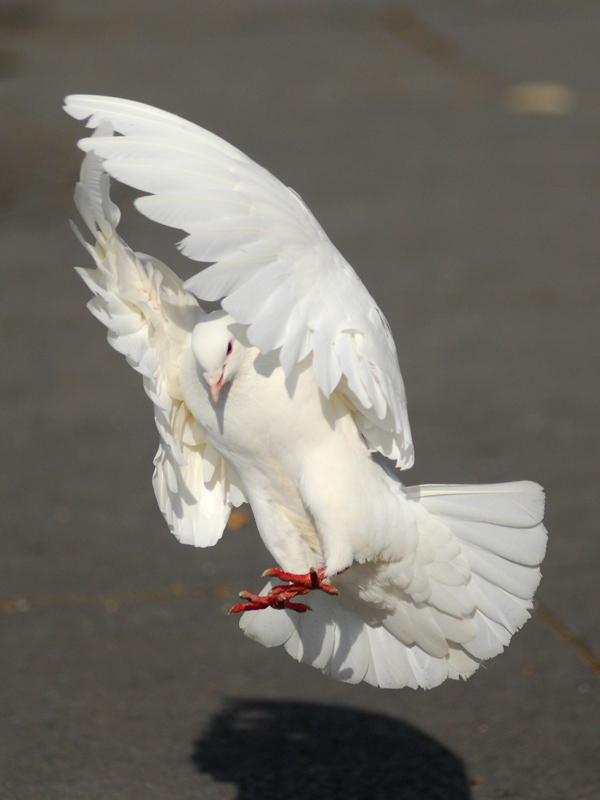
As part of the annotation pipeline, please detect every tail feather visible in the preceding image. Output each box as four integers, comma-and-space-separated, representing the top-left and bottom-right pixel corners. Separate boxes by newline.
240, 480, 547, 689
466, 611, 512, 660
468, 573, 533, 631
460, 541, 541, 599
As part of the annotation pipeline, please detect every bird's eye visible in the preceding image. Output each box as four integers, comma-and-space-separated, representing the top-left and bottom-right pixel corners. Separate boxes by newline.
226, 342, 233, 356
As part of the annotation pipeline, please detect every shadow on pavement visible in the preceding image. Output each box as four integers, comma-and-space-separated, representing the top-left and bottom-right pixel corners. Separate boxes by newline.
192, 698, 471, 800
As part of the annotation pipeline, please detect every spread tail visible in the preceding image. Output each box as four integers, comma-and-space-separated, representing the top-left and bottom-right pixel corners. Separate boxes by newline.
240, 480, 547, 689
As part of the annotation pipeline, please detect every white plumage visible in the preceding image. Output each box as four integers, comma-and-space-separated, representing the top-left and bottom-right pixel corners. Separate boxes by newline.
65, 95, 547, 689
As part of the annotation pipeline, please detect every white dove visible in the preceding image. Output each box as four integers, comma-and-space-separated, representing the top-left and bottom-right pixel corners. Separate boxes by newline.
65, 95, 547, 690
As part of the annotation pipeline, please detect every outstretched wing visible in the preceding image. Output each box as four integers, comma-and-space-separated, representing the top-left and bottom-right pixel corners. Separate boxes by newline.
64, 95, 414, 469
73, 127, 246, 547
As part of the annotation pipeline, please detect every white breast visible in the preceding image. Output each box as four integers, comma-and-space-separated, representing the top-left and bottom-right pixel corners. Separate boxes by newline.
179, 340, 403, 575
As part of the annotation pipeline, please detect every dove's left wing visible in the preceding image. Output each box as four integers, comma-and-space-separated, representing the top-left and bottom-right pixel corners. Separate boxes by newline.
64, 95, 414, 469
73, 129, 246, 547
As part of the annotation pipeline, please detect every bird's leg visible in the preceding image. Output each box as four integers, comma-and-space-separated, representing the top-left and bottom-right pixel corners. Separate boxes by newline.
228, 588, 311, 615
262, 566, 340, 597
228, 567, 339, 615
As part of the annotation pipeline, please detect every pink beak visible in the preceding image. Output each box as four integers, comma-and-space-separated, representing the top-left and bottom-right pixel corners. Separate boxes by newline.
209, 380, 222, 404
205, 370, 224, 404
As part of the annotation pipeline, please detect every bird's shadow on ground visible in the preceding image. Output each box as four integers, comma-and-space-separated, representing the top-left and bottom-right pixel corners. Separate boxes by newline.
192, 698, 472, 800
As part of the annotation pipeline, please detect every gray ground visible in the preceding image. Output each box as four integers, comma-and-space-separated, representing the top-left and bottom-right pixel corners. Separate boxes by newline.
1, 1, 599, 798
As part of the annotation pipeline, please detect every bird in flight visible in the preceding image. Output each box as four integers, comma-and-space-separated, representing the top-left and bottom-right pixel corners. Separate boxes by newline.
65, 95, 547, 689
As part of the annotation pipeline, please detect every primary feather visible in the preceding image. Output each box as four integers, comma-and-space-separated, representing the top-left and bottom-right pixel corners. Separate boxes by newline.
66, 95, 547, 689
65, 94, 413, 468
72, 126, 245, 547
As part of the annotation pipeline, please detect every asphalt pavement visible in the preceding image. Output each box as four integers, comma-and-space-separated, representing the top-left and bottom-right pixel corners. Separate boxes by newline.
1, 2, 599, 798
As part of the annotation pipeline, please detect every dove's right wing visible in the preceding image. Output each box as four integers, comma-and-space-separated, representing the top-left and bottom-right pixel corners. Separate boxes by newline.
73, 129, 246, 547
64, 95, 414, 469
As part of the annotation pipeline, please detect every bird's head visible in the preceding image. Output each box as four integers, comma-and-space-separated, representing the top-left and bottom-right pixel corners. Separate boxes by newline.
191, 311, 246, 404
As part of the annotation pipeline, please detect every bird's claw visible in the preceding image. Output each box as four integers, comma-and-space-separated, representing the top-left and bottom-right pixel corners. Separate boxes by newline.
261, 566, 339, 596
228, 589, 310, 615
229, 566, 339, 615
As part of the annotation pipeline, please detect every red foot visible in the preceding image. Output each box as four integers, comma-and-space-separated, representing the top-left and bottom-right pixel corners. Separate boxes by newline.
228, 589, 310, 614
228, 567, 339, 615
262, 567, 339, 596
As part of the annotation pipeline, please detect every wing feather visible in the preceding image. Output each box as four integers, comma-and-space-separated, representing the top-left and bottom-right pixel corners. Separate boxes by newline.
73, 131, 246, 548
64, 94, 414, 468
